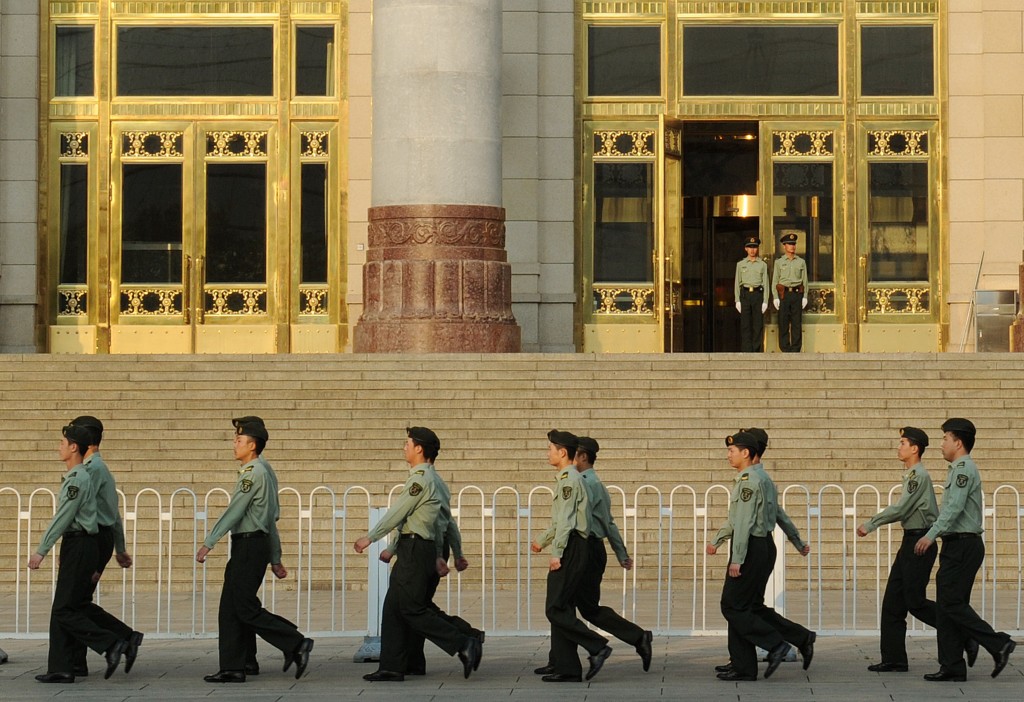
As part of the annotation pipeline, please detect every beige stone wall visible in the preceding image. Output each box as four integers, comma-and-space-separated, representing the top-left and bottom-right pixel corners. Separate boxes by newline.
948, 1, 1024, 351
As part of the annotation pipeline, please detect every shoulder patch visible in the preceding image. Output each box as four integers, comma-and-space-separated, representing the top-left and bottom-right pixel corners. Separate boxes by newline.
66, 485, 79, 500
242, 466, 253, 473
414, 470, 425, 475
955, 460, 966, 468
741, 487, 753, 502
907, 479, 919, 494
740, 474, 750, 481
409, 482, 423, 497
240, 479, 254, 493
562, 485, 573, 500
956, 474, 968, 488
559, 470, 569, 480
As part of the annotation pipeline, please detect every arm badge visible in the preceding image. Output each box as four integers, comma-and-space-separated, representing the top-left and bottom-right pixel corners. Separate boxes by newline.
409, 482, 423, 496
741, 487, 753, 502
956, 474, 968, 488
241, 479, 254, 493
907, 479, 919, 494
562, 485, 573, 500
67, 485, 79, 500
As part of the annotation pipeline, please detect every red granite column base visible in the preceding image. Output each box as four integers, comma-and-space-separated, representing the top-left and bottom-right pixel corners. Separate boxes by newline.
353, 318, 520, 353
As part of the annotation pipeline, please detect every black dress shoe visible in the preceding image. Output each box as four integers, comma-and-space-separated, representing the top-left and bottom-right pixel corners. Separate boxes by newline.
363, 670, 404, 682
992, 639, 1016, 678
104, 639, 128, 679
244, 664, 260, 676
35, 672, 75, 683
717, 670, 756, 681
714, 662, 734, 673
542, 673, 582, 682
636, 630, 653, 672
924, 669, 966, 681
73, 665, 89, 677
289, 638, 313, 679
458, 636, 481, 679
473, 632, 484, 671
763, 641, 790, 679
586, 645, 612, 680
534, 664, 555, 675
799, 631, 816, 670
868, 662, 908, 672
966, 638, 979, 667
204, 670, 246, 683
124, 630, 144, 674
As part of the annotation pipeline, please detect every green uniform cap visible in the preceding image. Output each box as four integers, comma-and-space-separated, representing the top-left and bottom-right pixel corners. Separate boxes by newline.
70, 415, 103, 445
233, 416, 269, 442
743, 236, 761, 247
62, 423, 94, 450
547, 429, 578, 451
725, 430, 759, 452
406, 425, 440, 450
780, 232, 798, 244
900, 426, 929, 448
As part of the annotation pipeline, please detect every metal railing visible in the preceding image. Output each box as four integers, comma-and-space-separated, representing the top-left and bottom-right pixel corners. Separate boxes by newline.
2, 482, 1022, 637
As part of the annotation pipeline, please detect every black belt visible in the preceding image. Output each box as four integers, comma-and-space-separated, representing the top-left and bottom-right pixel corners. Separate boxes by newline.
231, 531, 266, 541
742, 285, 764, 292
97, 524, 113, 533
750, 533, 773, 540
399, 533, 433, 542
588, 534, 603, 542
785, 285, 803, 293
63, 530, 90, 539
903, 528, 929, 538
941, 532, 980, 541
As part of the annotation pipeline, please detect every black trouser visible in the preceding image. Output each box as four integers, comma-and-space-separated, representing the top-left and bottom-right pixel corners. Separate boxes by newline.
48, 534, 120, 673
721, 536, 785, 678
405, 550, 480, 674
379, 537, 469, 673
217, 534, 303, 671
879, 529, 937, 666
739, 287, 765, 353
72, 526, 133, 670
546, 532, 608, 676
934, 535, 1010, 676
578, 537, 644, 645
778, 292, 802, 352
749, 537, 813, 649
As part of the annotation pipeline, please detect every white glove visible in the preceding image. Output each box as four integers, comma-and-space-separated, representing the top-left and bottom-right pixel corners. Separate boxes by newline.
801, 297, 808, 309
735, 302, 742, 313
773, 299, 780, 310
761, 302, 768, 314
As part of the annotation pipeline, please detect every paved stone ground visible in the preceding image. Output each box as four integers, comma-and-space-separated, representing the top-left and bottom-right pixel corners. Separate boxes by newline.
1, 635, 1022, 701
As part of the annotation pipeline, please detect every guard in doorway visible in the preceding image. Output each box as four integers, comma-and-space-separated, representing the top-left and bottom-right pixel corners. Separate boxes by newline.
734, 236, 770, 352
772, 232, 809, 352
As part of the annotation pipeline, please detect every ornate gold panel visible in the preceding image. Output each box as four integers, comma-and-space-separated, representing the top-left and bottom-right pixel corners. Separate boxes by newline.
584, 103, 665, 119
664, 128, 681, 157
592, 285, 656, 315
677, 1, 842, 14
806, 286, 836, 314
51, 104, 100, 118
772, 130, 834, 157
122, 131, 184, 158
582, 2, 665, 17
110, 2, 279, 15
299, 285, 329, 315
120, 287, 183, 316
857, 2, 938, 16
60, 132, 89, 159
206, 131, 268, 158
111, 102, 278, 117
50, 2, 99, 16
205, 287, 268, 315
857, 103, 939, 118
58, 286, 88, 317
867, 130, 928, 156
867, 286, 930, 314
292, 2, 345, 15
594, 130, 656, 157
677, 102, 845, 118
300, 131, 329, 159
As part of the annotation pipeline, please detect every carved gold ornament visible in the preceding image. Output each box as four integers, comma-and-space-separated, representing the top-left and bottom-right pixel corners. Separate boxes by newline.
592, 285, 656, 315
301, 131, 329, 158
868, 130, 929, 157
205, 287, 267, 315
122, 131, 184, 158
119, 287, 183, 316
867, 286, 930, 313
299, 286, 328, 315
58, 287, 88, 316
594, 131, 656, 157
206, 131, 268, 158
60, 132, 88, 158
805, 286, 835, 314
773, 131, 834, 157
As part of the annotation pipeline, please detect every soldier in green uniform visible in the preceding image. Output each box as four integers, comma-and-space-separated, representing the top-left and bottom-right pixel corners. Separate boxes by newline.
914, 418, 1016, 681
28, 424, 129, 683
771, 232, 809, 352
355, 427, 481, 682
706, 431, 791, 681
734, 236, 770, 352
196, 417, 313, 683
67, 416, 144, 677
858, 427, 945, 672
531, 430, 611, 683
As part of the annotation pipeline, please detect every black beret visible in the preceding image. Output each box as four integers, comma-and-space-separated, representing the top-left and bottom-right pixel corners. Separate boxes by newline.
743, 236, 761, 247
233, 416, 269, 442
71, 415, 103, 433
406, 426, 440, 450
743, 427, 769, 456
941, 418, 976, 436
899, 426, 929, 448
547, 429, 578, 451
725, 430, 759, 452
780, 232, 799, 244
62, 423, 94, 449
577, 436, 599, 458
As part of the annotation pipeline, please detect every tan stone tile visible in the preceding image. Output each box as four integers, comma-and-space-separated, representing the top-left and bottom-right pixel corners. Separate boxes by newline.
983, 53, 1024, 94
983, 178, 1024, 220
948, 53, 985, 96
347, 53, 372, 97
984, 137, 1024, 178
948, 11, 984, 54
983, 11, 1023, 53
948, 137, 985, 179
983, 95, 1024, 136
948, 178, 986, 222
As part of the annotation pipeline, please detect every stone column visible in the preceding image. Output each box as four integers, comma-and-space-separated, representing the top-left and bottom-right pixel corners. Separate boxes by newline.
353, 0, 520, 352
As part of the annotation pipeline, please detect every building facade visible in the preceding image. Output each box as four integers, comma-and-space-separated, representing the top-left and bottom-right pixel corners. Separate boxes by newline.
0, 1, 1021, 353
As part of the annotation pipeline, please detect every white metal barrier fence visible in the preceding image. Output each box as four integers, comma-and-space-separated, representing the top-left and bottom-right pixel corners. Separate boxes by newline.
2, 483, 1022, 637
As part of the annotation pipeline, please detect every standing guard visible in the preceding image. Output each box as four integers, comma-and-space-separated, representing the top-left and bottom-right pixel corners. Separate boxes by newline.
734, 236, 770, 352
772, 232, 809, 352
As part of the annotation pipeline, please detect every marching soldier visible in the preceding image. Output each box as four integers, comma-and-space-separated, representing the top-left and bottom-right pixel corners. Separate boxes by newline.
355, 427, 481, 682
772, 232, 808, 352
734, 236, 770, 352
914, 418, 1016, 681
531, 430, 611, 682
857, 426, 945, 672
196, 417, 313, 683
28, 424, 129, 683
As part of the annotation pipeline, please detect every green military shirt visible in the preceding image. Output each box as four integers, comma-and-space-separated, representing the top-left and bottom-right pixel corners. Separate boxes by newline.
580, 468, 629, 564
36, 463, 98, 557
864, 462, 939, 533
388, 466, 462, 559
204, 458, 284, 563
711, 466, 771, 565
771, 254, 809, 301
367, 462, 441, 543
925, 455, 984, 541
258, 455, 284, 565
712, 463, 806, 552
83, 452, 127, 553
734, 257, 770, 301
536, 466, 590, 558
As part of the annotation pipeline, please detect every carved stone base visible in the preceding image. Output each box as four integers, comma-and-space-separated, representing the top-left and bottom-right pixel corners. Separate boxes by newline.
353, 204, 521, 353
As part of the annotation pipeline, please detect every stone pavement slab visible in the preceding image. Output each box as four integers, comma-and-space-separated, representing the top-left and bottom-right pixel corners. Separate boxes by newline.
0, 635, 1021, 701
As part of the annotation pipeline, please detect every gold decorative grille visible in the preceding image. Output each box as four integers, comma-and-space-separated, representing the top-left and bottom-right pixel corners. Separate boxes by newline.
122, 131, 184, 158
205, 287, 268, 315
58, 286, 88, 316
206, 131, 268, 158
593, 131, 656, 157
299, 286, 328, 315
677, 1, 843, 14
867, 130, 928, 157
592, 285, 656, 315
772, 131, 834, 157
119, 287, 183, 316
109, 2, 280, 14
664, 128, 681, 157
806, 286, 835, 314
60, 132, 88, 158
857, 1, 938, 15
300, 131, 329, 158
867, 286, 930, 314
582, 2, 665, 16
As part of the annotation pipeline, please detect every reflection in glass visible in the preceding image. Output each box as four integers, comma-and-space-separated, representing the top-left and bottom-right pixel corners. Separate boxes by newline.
593, 162, 653, 283
59, 165, 88, 284
121, 164, 183, 283
117, 27, 274, 96
773, 162, 834, 282
868, 162, 929, 282
861, 25, 934, 97
296, 26, 334, 96
55, 26, 95, 97
301, 163, 328, 283
206, 163, 266, 284
588, 26, 661, 96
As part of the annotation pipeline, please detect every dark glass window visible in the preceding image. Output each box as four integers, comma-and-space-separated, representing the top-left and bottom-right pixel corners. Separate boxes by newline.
206, 164, 267, 284
593, 162, 654, 283
59, 164, 89, 284
300, 163, 328, 283
868, 162, 929, 282
121, 164, 183, 284
773, 162, 834, 282
117, 27, 274, 96
588, 26, 661, 96
55, 26, 94, 97
683, 25, 839, 96
296, 26, 334, 96
861, 25, 934, 96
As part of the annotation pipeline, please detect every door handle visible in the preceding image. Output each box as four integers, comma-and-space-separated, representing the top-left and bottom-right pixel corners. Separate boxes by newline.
858, 254, 868, 322
196, 256, 206, 324
183, 255, 191, 325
